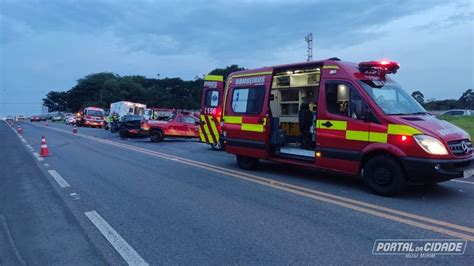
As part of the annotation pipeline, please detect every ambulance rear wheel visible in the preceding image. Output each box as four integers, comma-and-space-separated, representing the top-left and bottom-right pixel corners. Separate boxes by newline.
363, 155, 405, 197
211, 141, 223, 151
237, 155, 259, 170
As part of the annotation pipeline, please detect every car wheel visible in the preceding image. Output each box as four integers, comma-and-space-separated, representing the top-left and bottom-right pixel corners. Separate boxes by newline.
363, 155, 406, 196
119, 129, 128, 139
150, 130, 164, 142
236, 155, 259, 170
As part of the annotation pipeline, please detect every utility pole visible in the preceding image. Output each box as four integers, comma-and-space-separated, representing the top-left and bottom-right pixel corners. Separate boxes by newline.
305, 33, 313, 61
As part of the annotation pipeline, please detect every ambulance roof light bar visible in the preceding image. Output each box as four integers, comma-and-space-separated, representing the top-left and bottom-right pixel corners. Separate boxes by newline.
359, 60, 400, 74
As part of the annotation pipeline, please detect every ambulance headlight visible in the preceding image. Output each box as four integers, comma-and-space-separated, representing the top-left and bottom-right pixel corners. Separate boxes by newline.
414, 135, 448, 155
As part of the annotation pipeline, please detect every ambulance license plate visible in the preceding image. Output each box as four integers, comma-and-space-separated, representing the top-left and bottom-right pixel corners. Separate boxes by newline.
464, 168, 474, 178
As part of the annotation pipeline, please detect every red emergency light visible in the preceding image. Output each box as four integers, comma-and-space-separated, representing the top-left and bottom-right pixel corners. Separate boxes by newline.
359, 60, 400, 75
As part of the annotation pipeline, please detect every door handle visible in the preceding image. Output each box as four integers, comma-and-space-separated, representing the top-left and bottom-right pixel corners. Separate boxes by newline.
322, 121, 333, 128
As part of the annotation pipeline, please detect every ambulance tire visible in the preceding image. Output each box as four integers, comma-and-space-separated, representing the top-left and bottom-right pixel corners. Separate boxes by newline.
150, 130, 164, 142
364, 155, 406, 197
236, 155, 259, 170
211, 141, 223, 151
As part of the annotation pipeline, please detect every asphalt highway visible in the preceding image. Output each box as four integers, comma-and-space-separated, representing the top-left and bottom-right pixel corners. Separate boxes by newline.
1, 120, 473, 264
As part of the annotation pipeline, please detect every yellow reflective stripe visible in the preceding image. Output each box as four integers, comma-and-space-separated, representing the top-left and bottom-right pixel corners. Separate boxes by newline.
346, 130, 368, 141
208, 115, 220, 141
322, 65, 339, 69
204, 75, 223, 82
387, 124, 422, 136
241, 123, 264, 132
200, 115, 214, 144
232, 71, 272, 78
369, 132, 388, 143
223, 116, 242, 124
198, 128, 206, 142
316, 120, 347, 130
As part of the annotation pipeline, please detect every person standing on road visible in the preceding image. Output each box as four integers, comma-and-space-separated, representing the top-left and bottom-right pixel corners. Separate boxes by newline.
110, 112, 119, 133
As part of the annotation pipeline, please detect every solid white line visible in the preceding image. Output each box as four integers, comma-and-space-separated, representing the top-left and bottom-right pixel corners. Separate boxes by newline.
33, 152, 44, 161
452, 179, 474, 185
84, 211, 148, 266
47, 170, 70, 188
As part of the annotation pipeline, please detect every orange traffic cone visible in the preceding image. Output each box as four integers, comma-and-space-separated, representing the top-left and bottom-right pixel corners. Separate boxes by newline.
17, 125, 23, 134
72, 126, 77, 134
40, 136, 51, 157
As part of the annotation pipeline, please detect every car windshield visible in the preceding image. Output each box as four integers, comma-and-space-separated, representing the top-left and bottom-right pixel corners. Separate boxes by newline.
85, 110, 104, 116
358, 80, 426, 115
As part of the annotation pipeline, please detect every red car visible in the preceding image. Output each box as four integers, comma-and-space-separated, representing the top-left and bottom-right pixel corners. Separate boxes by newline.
148, 113, 200, 142
30, 115, 41, 122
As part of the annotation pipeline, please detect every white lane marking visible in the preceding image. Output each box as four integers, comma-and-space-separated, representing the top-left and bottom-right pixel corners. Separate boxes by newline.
21, 138, 27, 144
26, 144, 32, 149
47, 170, 70, 188
84, 211, 148, 266
33, 152, 44, 161
452, 179, 474, 185
43, 163, 49, 167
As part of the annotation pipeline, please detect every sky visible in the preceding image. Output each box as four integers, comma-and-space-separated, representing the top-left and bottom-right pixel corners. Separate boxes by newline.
0, 0, 473, 116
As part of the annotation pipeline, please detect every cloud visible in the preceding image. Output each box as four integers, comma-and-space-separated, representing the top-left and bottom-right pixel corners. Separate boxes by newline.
0, 0, 472, 116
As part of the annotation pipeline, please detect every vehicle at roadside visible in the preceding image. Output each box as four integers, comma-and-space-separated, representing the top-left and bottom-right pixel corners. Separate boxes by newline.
30, 115, 41, 122
6, 116, 14, 123
199, 75, 225, 150
439, 109, 472, 117
148, 112, 200, 142
51, 115, 62, 122
76, 107, 105, 128
110, 101, 146, 121
220, 59, 473, 196
64, 114, 76, 125
118, 115, 150, 139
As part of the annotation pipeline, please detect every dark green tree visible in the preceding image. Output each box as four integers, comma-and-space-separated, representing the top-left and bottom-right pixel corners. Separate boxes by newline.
42, 91, 69, 112
411, 91, 424, 104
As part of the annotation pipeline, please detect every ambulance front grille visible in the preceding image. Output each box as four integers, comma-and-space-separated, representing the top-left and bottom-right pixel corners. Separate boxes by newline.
447, 139, 472, 156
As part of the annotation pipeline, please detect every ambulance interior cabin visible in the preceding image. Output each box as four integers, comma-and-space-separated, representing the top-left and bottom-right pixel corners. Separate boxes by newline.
269, 67, 320, 160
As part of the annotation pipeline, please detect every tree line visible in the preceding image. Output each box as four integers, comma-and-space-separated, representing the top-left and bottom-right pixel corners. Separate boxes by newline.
411, 89, 473, 110
42, 65, 244, 112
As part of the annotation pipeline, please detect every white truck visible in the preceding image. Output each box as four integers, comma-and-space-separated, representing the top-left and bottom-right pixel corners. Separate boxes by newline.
110, 101, 146, 119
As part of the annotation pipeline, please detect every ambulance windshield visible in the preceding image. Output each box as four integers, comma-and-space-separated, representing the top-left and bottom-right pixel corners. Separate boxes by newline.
358, 80, 426, 115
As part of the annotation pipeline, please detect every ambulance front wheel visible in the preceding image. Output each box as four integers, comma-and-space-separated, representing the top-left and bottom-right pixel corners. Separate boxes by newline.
236, 155, 259, 170
363, 155, 406, 197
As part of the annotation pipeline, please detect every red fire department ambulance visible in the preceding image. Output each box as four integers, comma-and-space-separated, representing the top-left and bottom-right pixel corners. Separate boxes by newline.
76, 107, 105, 128
199, 75, 225, 150
221, 58, 473, 196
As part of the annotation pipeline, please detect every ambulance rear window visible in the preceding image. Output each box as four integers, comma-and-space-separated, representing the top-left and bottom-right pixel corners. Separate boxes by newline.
205, 90, 219, 107
231, 87, 265, 114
